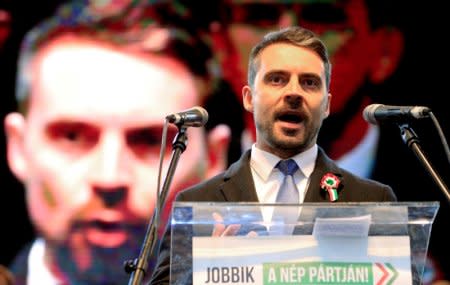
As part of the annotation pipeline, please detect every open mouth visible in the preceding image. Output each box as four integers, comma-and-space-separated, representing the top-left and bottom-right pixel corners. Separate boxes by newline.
276, 110, 304, 125
279, 114, 302, 123
80, 220, 130, 247
91, 220, 125, 232
71, 217, 146, 247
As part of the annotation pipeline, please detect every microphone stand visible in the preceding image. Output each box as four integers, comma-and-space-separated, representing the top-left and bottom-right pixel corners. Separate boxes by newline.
125, 126, 188, 285
398, 123, 450, 202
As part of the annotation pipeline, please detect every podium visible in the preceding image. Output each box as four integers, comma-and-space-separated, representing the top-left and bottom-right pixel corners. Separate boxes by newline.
169, 202, 439, 285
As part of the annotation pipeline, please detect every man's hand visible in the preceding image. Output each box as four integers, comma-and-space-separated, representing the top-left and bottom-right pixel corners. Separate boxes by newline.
211, 212, 258, 237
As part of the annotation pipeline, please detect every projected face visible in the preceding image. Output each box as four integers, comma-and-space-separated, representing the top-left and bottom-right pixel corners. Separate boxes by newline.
5, 35, 229, 283
228, 0, 378, 111
220, 0, 402, 160
0, 9, 11, 49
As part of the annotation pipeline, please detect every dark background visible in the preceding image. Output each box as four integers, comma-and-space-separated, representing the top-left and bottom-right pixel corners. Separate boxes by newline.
0, 0, 64, 266
1, 0, 449, 280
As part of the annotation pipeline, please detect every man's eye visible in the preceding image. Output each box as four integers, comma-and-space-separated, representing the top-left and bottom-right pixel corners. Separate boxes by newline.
232, 4, 284, 27
63, 129, 80, 141
267, 74, 287, 85
127, 130, 161, 148
126, 127, 177, 159
300, 4, 347, 24
301, 77, 321, 90
47, 122, 99, 150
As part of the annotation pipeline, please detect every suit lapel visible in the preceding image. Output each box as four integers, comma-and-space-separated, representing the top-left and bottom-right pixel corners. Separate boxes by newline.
218, 147, 344, 203
220, 150, 259, 202
304, 147, 343, 202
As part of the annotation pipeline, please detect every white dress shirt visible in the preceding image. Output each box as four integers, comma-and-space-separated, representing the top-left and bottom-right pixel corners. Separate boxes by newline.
249, 144, 317, 224
27, 238, 62, 285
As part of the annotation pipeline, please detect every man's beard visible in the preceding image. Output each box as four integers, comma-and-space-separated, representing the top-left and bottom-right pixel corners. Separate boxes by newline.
52, 223, 150, 285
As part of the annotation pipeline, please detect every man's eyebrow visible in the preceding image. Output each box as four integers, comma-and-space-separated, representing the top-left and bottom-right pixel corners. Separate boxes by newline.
300, 3, 348, 24
264, 70, 289, 76
45, 120, 99, 130
125, 125, 178, 139
265, 70, 322, 77
125, 124, 177, 132
300, 72, 322, 79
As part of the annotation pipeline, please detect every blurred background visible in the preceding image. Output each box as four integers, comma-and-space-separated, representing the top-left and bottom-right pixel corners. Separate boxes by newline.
1, 0, 449, 282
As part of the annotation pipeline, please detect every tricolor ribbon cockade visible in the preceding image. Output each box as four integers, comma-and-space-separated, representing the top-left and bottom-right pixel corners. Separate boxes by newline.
320, 173, 341, 202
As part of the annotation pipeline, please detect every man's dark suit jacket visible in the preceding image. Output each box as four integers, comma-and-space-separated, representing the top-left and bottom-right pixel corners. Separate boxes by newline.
149, 147, 396, 284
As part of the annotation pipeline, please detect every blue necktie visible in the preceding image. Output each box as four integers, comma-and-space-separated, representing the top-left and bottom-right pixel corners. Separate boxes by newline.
271, 159, 300, 235
275, 159, 299, 203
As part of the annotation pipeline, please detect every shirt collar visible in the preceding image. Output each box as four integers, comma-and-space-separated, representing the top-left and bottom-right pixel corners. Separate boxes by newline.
28, 238, 62, 285
250, 144, 317, 180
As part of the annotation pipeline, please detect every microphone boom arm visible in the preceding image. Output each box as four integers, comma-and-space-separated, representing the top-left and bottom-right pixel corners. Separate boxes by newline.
398, 123, 450, 202
126, 127, 188, 285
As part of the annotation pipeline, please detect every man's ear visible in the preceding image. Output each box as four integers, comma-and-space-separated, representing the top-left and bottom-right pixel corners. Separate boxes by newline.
205, 124, 231, 178
242, 86, 253, 112
324, 93, 332, 119
4, 112, 28, 182
369, 27, 404, 84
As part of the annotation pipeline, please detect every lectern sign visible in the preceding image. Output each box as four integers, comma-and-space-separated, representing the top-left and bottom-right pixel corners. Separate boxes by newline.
173, 201, 438, 285
192, 235, 412, 285
263, 261, 398, 284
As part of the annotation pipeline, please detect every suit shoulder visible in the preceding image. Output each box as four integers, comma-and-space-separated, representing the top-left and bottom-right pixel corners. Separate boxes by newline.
339, 167, 397, 201
175, 172, 227, 201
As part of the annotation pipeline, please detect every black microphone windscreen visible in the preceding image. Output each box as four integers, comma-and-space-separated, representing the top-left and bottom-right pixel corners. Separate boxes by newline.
362, 104, 382, 125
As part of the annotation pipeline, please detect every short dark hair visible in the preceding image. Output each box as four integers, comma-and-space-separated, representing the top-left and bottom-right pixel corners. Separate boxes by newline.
247, 26, 331, 90
15, 1, 218, 114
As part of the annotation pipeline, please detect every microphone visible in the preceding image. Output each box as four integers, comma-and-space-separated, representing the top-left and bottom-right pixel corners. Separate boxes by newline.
363, 104, 431, 125
165, 106, 209, 127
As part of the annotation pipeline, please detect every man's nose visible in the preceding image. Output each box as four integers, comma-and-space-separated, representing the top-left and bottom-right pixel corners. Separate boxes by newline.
94, 186, 127, 208
283, 79, 302, 108
91, 133, 130, 207
91, 133, 130, 186
284, 76, 304, 93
